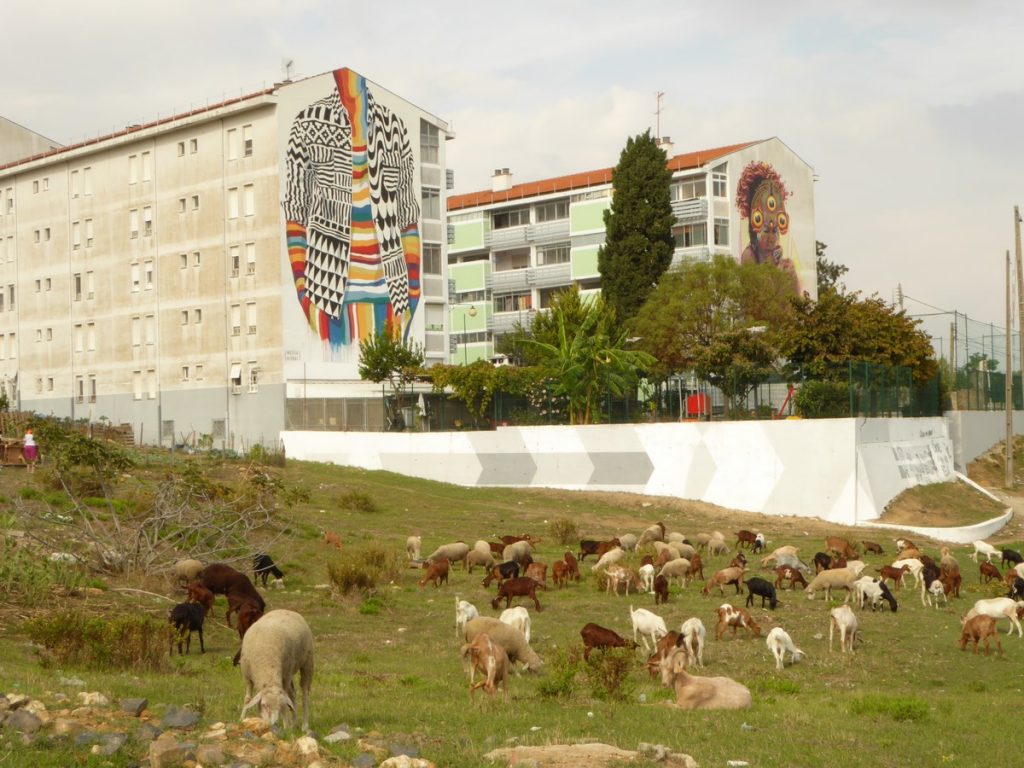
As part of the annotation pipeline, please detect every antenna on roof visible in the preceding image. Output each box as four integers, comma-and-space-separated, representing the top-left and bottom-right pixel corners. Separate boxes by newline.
654, 91, 665, 140
282, 58, 295, 82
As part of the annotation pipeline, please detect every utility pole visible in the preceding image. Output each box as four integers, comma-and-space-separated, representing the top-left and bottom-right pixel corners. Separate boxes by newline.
1007, 250, 1014, 488
950, 315, 957, 411
1015, 205, 1024, 413
896, 283, 903, 310
654, 91, 664, 140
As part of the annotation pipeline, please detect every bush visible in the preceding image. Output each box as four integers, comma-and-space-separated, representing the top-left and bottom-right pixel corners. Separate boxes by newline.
341, 490, 379, 514
794, 380, 850, 418
536, 646, 582, 699
327, 544, 403, 596
0, 546, 84, 607
26, 611, 167, 671
548, 518, 579, 547
581, 646, 637, 701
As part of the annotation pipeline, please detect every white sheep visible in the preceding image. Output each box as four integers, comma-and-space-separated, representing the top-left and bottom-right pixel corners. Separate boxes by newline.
667, 531, 688, 545
426, 542, 470, 569
499, 606, 531, 644
963, 597, 1024, 637
829, 605, 859, 653
466, 549, 495, 573
463, 616, 544, 671
629, 605, 668, 652
659, 646, 752, 710
591, 546, 626, 572
638, 564, 656, 593
925, 579, 947, 608
472, 539, 492, 556
239, 609, 314, 732
173, 558, 204, 586
970, 540, 1000, 563
805, 567, 858, 601
672, 542, 697, 560
617, 533, 639, 552
766, 627, 804, 670
637, 523, 666, 547
891, 558, 924, 588
679, 617, 706, 668
502, 540, 533, 565
455, 596, 479, 638
657, 558, 693, 588
653, 541, 681, 560
406, 535, 422, 561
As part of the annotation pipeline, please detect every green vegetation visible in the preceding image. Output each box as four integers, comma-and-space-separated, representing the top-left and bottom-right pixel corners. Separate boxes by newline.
26, 611, 167, 671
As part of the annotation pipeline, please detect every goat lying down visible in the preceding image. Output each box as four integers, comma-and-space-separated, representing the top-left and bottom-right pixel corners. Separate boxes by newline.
659, 645, 751, 710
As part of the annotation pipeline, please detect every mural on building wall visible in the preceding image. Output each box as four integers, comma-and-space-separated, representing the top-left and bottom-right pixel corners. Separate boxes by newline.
284, 69, 421, 351
736, 161, 803, 293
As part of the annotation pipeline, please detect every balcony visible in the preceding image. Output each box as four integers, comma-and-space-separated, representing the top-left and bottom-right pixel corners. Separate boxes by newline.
531, 263, 571, 289
672, 246, 711, 265
485, 226, 528, 249
489, 310, 536, 334
484, 219, 571, 248
488, 269, 530, 293
671, 197, 708, 223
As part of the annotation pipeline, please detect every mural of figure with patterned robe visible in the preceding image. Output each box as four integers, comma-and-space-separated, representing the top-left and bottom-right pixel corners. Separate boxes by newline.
736, 161, 803, 293
284, 69, 421, 351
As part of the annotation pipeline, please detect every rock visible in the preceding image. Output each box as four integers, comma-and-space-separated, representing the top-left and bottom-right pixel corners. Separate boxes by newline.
74, 731, 100, 747
121, 698, 149, 716
3, 709, 42, 734
352, 754, 377, 768
161, 705, 200, 730
135, 722, 164, 742
323, 724, 351, 744
77, 692, 109, 707
196, 743, 227, 765
204, 726, 228, 740
484, 743, 699, 768
638, 742, 670, 761
51, 717, 84, 737
234, 743, 276, 766
92, 733, 128, 756
70, 706, 95, 717
389, 742, 419, 758
59, 677, 86, 688
149, 733, 195, 768
6, 694, 29, 710
240, 717, 270, 736
295, 736, 319, 756
380, 758, 435, 768
358, 738, 390, 759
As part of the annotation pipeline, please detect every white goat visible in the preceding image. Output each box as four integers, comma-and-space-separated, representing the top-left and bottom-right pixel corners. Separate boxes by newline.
1015, 562, 1024, 579
638, 563, 656, 593
829, 604, 859, 653
455, 596, 479, 638
925, 579, 947, 609
766, 627, 804, 670
406, 535, 422, 561
499, 606, 531, 645
964, 598, 1024, 637
659, 647, 752, 710
629, 605, 668, 652
679, 617, 706, 668
239, 609, 314, 732
891, 558, 924, 589
854, 576, 885, 610
845, 560, 867, 577
970, 540, 1001, 563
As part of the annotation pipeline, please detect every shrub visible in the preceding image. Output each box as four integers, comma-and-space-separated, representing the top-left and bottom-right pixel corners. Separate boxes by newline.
548, 517, 579, 547
794, 380, 850, 418
536, 646, 581, 699
26, 611, 166, 671
341, 490, 379, 514
581, 647, 637, 701
0, 546, 84, 607
327, 544, 403, 596
849, 694, 930, 722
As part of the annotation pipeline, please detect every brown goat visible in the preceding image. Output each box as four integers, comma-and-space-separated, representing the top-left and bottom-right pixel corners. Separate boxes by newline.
580, 622, 639, 661
461, 633, 510, 700
980, 561, 1002, 584
230, 599, 265, 666
199, 564, 265, 628
645, 630, 682, 677
774, 566, 808, 590
552, 561, 569, 588
578, 538, 621, 562
418, 558, 450, 588
563, 552, 581, 581
482, 561, 520, 588
826, 536, 858, 559
323, 531, 344, 552
959, 614, 1003, 656
861, 540, 884, 555
701, 566, 745, 597
876, 564, 910, 590
491, 577, 543, 612
715, 604, 762, 640
524, 562, 548, 590
653, 574, 670, 605
500, 534, 539, 546
735, 530, 757, 550
186, 581, 215, 617
688, 553, 705, 581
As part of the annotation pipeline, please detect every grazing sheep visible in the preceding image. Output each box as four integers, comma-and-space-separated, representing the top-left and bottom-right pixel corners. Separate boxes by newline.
637, 522, 667, 547
629, 605, 668, 651
959, 614, 1003, 656
455, 597, 480, 638
580, 623, 639, 661
760, 545, 799, 567
461, 633, 510, 700
706, 538, 730, 557
679, 617, 707, 668
829, 605, 859, 652
466, 549, 496, 573
659, 646, 752, 710
463, 616, 543, 671
591, 547, 627, 572
667, 531, 688, 545
169, 602, 205, 655
239, 609, 314, 732
406, 535, 422, 561
804, 567, 857, 602
427, 542, 470, 569
174, 558, 205, 586
970, 540, 1000, 563
473, 539, 492, 556
499, 606, 532, 645
963, 598, 1024, 637
252, 553, 284, 588
658, 558, 693, 588
715, 604, 762, 640
774, 553, 811, 573
766, 627, 804, 670
617, 533, 639, 552
502, 540, 534, 566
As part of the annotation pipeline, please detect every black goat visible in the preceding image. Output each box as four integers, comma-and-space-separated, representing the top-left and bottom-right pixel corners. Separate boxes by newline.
252, 552, 285, 587
744, 577, 778, 610
877, 580, 898, 612
169, 602, 205, 655
1001, 549, 1023, 568
1009, 576, 1024, 601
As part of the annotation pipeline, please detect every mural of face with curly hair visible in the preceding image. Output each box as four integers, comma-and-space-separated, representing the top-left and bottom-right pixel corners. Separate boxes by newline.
746, 179, 790, 267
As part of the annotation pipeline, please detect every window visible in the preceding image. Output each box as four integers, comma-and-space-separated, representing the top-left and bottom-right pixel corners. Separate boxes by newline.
180, 253, 188, 269
230, 362, 242, 391
537, 243, 570, 266
74, 273, 82, 301
227, 128, 238, 161
181, 310, 189, 326
133, 370, 142, 400
534, 199, 568, 223
246, 302, 257, 335
177, 141, 185, 157
144, 314, 155, 346
193, 250, 201, 267
230, 304, 241, 336
45, 278, 51, 291
71, 170, 80, 198
677, 222, 708, 247
45, 328, 53, 342
44, 227, 51, 242
191, 195, 199, 210
178, 197, 186, 214
88, 375, 96, 403
492, 207, 529, 229
85, 218, 94, 247
76, 376, 84, 404
34, 279, 40, 293
195, 364, 204, 380
32, 180, 39, 194
4, 188, 13, 214
422, 243, 442, 275
424, 303, 444, 331
131, 263, 140, 292
494, 292, 532, 313
671, 176, 707, 201
86, 270, 94, 299
714, 218, 730, 246
421, 188, 440, 220
230, 245, 240, 276
46, 377, 53, 392
35, 329, 42, 343
8, 332, 15, 357
42, 177, 49, 191
142, 206, 153, 236
712, 164, 728, 198
141, 151, 152, 182
245, 242, 256, 275
181, 365, 190, 381
227, 188, 239, 219
128, 154, 139, 184
420, 119, 439, 164
243, 184, 254, 217
131, 316, 141, 347
248, 363, 260, 393
7, 284, 14, 311
189, 138, 198, 154
74, 324, 83, 352
33, 229, 40, 244
129, 209, 139, 239
243, 124, 253, 157
147, 368, 156, 399
193, 308, 202, 324
83, 167, 92, 195
87, 323, 95, 351
144, 260, 154, 289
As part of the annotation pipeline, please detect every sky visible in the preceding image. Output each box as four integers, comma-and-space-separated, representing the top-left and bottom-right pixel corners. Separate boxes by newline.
3, 0, 1023, 364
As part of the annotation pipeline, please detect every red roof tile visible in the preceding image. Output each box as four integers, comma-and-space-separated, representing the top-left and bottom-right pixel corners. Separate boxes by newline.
447, 140, 759, 211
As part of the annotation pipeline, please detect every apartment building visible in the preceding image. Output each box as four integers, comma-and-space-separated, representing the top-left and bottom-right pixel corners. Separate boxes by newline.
0, 68, 451, 448
446, 137, 816, 362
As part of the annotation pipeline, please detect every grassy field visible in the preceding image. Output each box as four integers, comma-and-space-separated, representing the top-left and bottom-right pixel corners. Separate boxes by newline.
1, 454, 1023, 768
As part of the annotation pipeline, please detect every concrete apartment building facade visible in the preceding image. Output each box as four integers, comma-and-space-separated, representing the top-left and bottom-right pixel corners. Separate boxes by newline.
0, 69, 451, 449
446, 137, 816, 363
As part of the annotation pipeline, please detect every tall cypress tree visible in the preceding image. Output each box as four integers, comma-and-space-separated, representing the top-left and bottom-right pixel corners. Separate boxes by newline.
597, 130, 676, 324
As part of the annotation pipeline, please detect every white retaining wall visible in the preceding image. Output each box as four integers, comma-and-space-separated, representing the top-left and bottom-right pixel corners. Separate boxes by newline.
945, 410, 1024, 471
282, 417, 956, 526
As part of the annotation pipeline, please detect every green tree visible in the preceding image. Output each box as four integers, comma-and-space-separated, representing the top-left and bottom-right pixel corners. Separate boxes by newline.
815, 241, 848, 293
428, 361, 539, 428
358, 324, 425, 430
631, 255, 796, 415
525, 293, 654, 424
597, 130, 675, 325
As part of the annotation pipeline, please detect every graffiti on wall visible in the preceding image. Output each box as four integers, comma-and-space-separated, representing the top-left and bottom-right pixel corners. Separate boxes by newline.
284, 69, 421, 350
736, 161, 802, 292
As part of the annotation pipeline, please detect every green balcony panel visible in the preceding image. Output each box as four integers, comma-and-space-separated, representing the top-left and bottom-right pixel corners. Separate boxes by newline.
571, 244, 601, 279
570, 199, 610, 234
